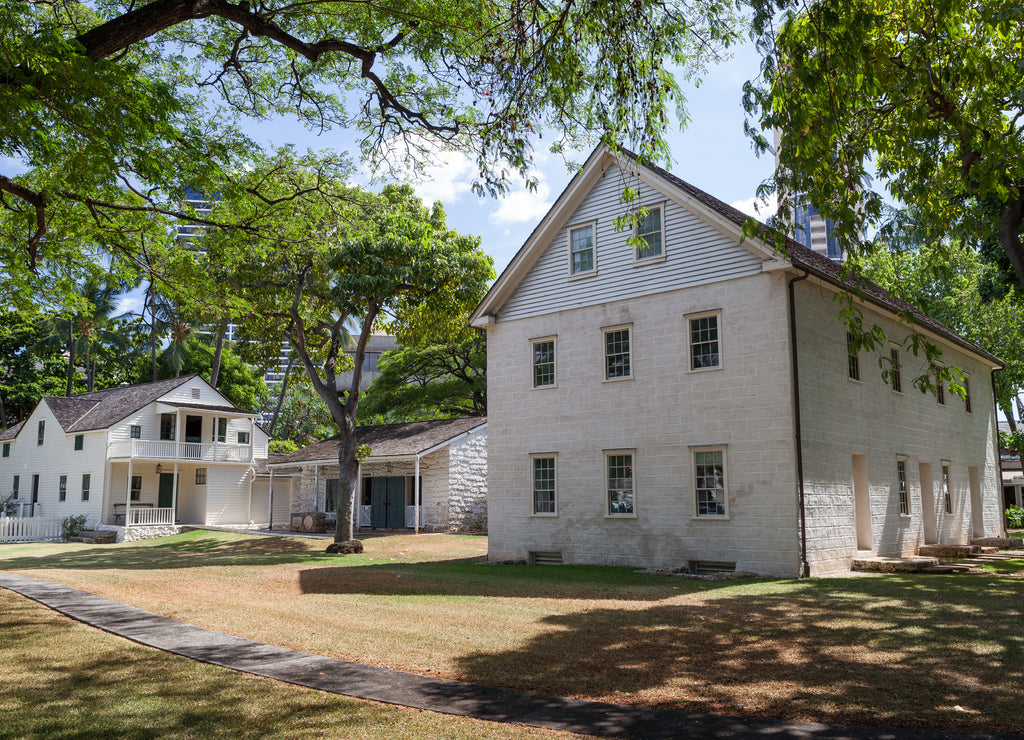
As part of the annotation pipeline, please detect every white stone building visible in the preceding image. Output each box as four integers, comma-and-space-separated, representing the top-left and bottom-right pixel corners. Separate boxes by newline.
470, 146, 1004, 577
0, 375, 283, 540
268, 417, 487, 532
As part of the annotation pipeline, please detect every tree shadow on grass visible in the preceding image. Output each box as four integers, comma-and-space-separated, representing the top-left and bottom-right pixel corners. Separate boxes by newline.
434, 576, 1024, 735
298, 562, 762, 602
0, 530, 328, 572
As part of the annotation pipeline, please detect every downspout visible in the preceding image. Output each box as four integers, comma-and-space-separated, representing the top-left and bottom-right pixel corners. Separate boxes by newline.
788, 269, 811, 577
992, 369, 1007, 537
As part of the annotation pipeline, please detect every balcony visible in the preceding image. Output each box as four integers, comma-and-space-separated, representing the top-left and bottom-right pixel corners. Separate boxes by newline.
108, 439, 253, 462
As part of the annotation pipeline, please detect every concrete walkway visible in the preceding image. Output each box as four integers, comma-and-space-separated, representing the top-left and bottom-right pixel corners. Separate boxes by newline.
0, 573, 1014, 740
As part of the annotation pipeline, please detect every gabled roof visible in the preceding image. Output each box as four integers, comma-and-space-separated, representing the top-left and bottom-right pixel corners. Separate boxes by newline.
269, 417, 487, 466
3, 375, 249, 440
472, 146, 999, 367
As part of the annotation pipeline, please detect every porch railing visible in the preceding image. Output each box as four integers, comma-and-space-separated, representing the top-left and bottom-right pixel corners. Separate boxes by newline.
0, 515, 62, 543
108, 440, 252, 462
128, 507, 175, 526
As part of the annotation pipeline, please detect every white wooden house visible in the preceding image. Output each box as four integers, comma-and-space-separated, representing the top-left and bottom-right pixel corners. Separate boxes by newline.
0, 375, 280, 540
470, 146, 1004, 577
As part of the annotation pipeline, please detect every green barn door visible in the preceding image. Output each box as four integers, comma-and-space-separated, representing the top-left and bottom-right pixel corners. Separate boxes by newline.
158, 473, 176, 508
370, 477, 407, 529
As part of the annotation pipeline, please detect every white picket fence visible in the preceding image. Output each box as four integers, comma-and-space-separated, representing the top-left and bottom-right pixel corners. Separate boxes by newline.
0, 515, 63, 543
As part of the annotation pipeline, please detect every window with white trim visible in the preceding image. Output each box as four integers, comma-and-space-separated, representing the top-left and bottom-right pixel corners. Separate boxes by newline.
694, 447, 727, 517
890, 347, 902, 393
2, 442, 8, 457
74, 434, 84, 451
606, 452, 635, 516
936, 371, 945, 405
635, 205, 664, 261
130, 475, 142, 501
37, 420, 44, 446
604, 327, 631, 380
196, 468, 207, 485
847, 332, 860, 380
130, 425, 141, 439
532, 339, 556, 388
237, 431, 250, 445
897, 457, 910, 515
214, 417, 227, 443
689, 313, 721, 370
159, 414, 175, 441
532, 456, 556, 515
569, 224, 595, 275
59, 475, 67, 502
81, 473, 90, 502
941, 461, 953, 514
12, 475, 19, 499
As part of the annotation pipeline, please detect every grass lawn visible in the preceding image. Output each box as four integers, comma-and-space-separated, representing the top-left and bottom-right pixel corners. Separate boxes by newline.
3, 530, 1023, 734
0, 589, 588, 740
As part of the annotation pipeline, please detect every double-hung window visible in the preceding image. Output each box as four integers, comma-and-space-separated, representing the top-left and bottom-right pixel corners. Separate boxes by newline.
12, 475, 19, 499
890, 347, 902, 393
159, 414, 175, 441
689, 312, 721, 370
130, 475, 142, 501
237, 431, 250, 445
214, 418, 227, 443
130, 425, 141, 439
604, 327, 631, 380
74, 434, 84, 451
58, 475, 67, 502
941, 462, 953, 514
964, 377, 972, 413
2, 442, 8, 457
532, 456, 556, 515
606, 452, 635, 516
532, 338, 556, 388
37, 420, 44, 446
936, 369, 945, 405
81, 474, 90, 502
847, 332, 860, 380
569, 224, 595, 276
634, 205, 664, 261
195, 468, 207, 485
897, 456, 910, 515
694, 447, 727, 517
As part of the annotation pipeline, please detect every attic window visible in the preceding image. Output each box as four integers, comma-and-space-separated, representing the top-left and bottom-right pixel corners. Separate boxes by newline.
191, 387, 201, 399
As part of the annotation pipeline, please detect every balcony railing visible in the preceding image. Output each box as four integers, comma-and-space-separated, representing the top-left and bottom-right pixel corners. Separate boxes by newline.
108, 439, 253, 462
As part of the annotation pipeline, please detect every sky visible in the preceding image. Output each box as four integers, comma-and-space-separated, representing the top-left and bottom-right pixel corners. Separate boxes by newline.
245, 41, 776, 276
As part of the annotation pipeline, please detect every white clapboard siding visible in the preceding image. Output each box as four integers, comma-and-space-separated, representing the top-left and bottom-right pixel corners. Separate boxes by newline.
500, 163, 764, 321
205, 466, 251, 525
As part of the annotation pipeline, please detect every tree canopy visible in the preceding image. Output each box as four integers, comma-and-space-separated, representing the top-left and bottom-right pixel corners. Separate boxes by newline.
746, 0, 1024, 291
2, 0, 740, 298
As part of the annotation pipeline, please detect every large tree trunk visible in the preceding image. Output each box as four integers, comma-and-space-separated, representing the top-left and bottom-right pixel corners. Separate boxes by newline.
999, 195, 1024, 292
210, 323, 226, 387
269, 356, 295, 438
334, 406, 359, 543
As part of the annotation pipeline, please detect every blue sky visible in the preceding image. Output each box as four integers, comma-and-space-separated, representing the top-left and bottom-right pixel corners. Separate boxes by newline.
248, 41, 775, 276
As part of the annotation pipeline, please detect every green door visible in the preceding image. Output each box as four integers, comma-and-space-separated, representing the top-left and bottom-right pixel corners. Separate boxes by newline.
370, 477, 406, 528
158, 473, 176, 508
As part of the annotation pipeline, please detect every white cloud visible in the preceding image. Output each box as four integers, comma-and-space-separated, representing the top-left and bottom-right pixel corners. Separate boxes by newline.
730, 192, 778, 220
489, 179, 553, 225
407, 151, 476, 205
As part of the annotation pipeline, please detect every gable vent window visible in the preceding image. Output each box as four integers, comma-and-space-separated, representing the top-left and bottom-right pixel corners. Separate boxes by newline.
191, 387, 201, 399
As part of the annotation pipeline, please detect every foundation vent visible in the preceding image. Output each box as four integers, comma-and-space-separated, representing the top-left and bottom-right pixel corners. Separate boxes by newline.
691, 560, 736, 575
530, 551, 564, 565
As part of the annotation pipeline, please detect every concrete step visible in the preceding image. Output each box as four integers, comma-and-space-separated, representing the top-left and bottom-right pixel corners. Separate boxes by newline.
918, 544, 979, 558
852, 555, 939, 573
972, 537, 1024, 549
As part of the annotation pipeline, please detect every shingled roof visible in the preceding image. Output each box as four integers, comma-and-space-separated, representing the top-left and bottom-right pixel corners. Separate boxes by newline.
626, 149, 1001, 366
0, 421, 24, 441
270, 417, 487, 466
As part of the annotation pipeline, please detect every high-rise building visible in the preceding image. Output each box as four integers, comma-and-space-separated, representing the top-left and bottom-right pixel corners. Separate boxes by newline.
774, 131, 843, 262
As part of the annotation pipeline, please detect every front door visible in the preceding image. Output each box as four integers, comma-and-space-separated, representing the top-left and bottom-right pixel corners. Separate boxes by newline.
158, 473, 176, 508
184, 415, 203, 443
370, 477, 406, 529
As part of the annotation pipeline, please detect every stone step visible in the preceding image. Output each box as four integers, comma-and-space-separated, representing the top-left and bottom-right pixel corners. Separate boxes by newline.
972, 537, 1024, 549
918, 544, 979, 558
852, 555, 939, 573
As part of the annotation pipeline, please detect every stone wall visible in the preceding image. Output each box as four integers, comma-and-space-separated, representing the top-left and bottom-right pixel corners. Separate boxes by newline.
447, 426, 488, 532
95, 524, 182, 542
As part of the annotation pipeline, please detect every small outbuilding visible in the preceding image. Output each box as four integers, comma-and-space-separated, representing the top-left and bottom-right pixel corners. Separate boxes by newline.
268, 417, 487, 533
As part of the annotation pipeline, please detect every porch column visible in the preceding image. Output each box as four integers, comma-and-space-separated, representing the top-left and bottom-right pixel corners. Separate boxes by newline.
125, 458, 133, 528
101, 458, 113, 527
249, 417, 255, 461
246, 469, 253, 525
213, 416, 219, 461
171, 462, 179, 525
175, 410, 182, 460
414, 456, 421, 535
268, 469, 275, 530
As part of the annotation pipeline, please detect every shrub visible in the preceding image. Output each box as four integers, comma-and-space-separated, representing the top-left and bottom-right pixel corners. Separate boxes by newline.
1006, 506, 1024, 530
61, 514, 89, 540
0, 493, 17, 517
